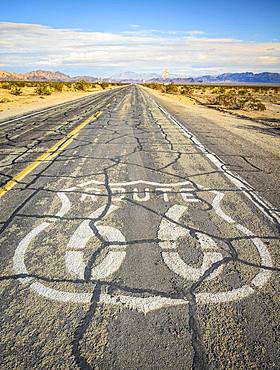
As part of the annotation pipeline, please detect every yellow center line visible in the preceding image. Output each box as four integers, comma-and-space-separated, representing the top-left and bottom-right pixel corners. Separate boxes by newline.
0, 111, 102, 198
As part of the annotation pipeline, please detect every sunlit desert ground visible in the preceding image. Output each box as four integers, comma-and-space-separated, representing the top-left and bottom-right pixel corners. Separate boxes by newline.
0, 82, 119, 120
144, 83, 280, 127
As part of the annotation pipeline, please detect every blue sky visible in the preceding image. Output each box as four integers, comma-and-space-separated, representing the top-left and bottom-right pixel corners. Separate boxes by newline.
0, 0, 279, 76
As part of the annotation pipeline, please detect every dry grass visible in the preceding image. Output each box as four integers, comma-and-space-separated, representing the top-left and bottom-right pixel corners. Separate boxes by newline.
144, 83, 280, 126
0, 80, 124, 120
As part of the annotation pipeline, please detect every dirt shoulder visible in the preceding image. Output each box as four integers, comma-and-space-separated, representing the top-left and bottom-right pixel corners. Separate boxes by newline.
0, 87, 110, 121
144, 84, 280, 127
144, 87, 280, 158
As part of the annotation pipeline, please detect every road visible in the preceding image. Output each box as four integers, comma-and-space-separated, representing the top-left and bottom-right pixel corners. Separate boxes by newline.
0, 85, 279, 369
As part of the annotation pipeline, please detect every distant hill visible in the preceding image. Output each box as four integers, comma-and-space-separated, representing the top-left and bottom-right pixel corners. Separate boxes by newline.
0, 69, 98, 82
111, 71, 280, 84
70, 75, 99, 82
191, 72, 280, 84
0, 69, 279, 84
110, 71, 160, 82
151, 72, 280, 84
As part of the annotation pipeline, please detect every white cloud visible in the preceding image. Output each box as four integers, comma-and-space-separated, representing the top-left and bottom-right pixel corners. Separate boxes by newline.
0, 22, 279, 76
187, 30, 205, 36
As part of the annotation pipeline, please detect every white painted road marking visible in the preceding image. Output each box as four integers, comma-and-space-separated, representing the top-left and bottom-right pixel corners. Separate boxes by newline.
13, 180, 273, 312
64, 179, 200, 203
146, 93, 280, 225
65, 204, 127, 280
159, 205, 223, 281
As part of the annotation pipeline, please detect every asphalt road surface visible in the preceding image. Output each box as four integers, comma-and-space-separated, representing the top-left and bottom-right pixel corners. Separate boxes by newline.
0, 85, 279, 369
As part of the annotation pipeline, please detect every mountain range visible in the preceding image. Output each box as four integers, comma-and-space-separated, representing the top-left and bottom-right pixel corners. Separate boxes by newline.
183, 72, 280, 84
0, 70, 99, 82
0, 69, 279, 84
109, 71, 160, 82
147, 72, 280, 84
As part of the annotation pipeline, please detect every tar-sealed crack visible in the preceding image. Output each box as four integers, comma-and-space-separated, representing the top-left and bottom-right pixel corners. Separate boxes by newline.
72, 283, 101, 370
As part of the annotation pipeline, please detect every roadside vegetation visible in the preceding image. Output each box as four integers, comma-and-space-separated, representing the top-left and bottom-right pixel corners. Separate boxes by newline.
143, 82, 280, 125
0, 80, 124, 98
0, 80, 125, 119
144, 83, 280, 111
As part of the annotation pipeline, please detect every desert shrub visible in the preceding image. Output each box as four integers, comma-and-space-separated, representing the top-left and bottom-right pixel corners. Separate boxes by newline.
212, 93, 244, 109
144, 83, 162, 90
244, 99, 266, 111
26, 81, 37, 88
35, 85, 52, 95
14, 81, 27, 87
10, 86, 23, 95
165, 84, 179, 93
255, 87, 265, 94
99, 82, 109, 90
197, 86, 206, 94
1, 82, 11, 89
238, 89, 248, 96
50, 82, 65, 92
74, 80, 89, 91
62, 81, 73, 90
210, 87, 219, 94
33, 82, 44, 88
212, 91, 266, 111
180, 86, 193, 95
0, 97, 12, 103
218, 87, 227, 94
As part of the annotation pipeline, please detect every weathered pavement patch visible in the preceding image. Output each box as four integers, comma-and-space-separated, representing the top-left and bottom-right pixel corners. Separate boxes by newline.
0, 85, 279, 369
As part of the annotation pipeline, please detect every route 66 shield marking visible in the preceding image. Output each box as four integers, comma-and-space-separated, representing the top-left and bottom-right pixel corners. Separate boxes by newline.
13, 180, 273, 314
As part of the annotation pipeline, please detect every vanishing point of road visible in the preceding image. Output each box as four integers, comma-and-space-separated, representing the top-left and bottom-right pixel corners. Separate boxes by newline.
0, 85, 279, 369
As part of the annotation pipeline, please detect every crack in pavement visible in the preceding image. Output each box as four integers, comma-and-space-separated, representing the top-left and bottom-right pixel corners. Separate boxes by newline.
71, 283, 101, 370
0, 85, 279, 369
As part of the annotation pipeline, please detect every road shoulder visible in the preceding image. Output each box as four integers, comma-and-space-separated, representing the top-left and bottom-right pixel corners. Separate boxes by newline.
0, 88, 112, 122
143, 87, 280, 158
143, 86, 280, 210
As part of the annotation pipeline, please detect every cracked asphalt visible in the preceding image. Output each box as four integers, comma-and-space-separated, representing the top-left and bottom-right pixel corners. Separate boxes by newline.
0, 85, 279, 369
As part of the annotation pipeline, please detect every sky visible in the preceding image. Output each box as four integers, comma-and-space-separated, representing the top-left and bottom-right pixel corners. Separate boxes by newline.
0, 0, 279, 77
